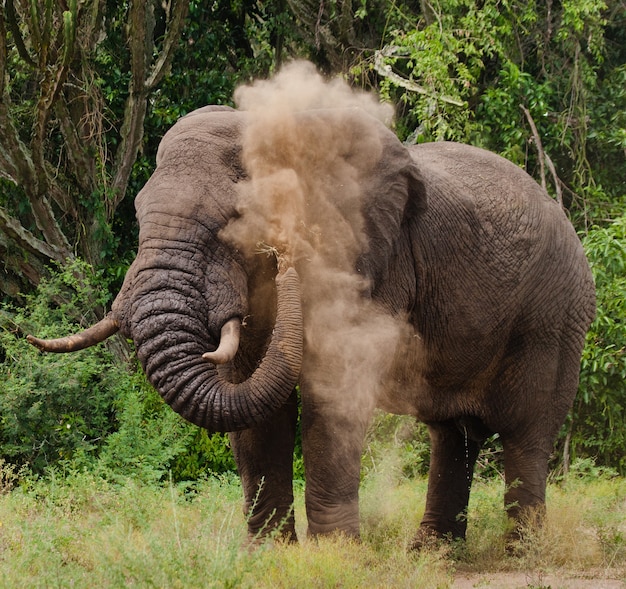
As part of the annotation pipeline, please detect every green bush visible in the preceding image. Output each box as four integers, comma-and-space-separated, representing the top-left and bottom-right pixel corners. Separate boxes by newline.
575, 215, 626, 472
97, 372, 237, 485
362, 413, 430, 481
0, 260, 120, 473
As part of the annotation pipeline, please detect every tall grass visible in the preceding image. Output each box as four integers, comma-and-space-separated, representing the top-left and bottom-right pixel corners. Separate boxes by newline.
0, 460, 624, 588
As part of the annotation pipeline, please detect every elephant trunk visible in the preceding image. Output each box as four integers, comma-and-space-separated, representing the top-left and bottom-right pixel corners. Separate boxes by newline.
26, 266, 303, 433
136, 266, 303, 431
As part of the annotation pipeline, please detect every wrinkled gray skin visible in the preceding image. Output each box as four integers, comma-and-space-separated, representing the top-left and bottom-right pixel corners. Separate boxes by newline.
28, 106, 595, 547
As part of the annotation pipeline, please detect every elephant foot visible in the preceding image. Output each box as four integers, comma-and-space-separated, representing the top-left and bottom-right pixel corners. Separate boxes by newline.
409, 525, 463, 552
306, 526, 361, 542
245, 527, 298, 551
245, 503, 297, 547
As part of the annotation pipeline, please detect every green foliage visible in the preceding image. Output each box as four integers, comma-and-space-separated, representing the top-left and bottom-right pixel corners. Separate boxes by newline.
362, 413, 431, 481
2, 0, 625, 486
576, 216, 626, 471
94, 370, 192, 485
377, 0, 517, 142
373, 0, 623, 224
170, 429, 237, 481
95, 367, 239, 484
0, 260, 118, 472
476, 63, 556, 166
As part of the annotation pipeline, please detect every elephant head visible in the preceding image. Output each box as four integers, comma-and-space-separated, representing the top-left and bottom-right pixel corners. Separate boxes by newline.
27, 105, 424, 433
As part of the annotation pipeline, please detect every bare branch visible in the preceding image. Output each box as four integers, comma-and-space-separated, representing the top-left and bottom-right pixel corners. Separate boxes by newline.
0, 206, 63, 261
4, 0, 36, 67
520, 105, 563, 206
520, 105, 547, 191
544, 151, 563, 206
110, 0, 190, 214
47, 175, 77, 217
0, 239, 48, 294
145, 0, 190, 90
108, 0, 151, 209
0, 105, 72, 255
54, 98, 96, 196
28, 195, 73, 257
32, 3, 78, 168
0, 7, 7, 96
0, 101, 36, 185
374, 47, 465, 107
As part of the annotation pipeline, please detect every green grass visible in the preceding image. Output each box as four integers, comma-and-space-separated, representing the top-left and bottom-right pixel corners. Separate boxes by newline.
0, 462, 624, 588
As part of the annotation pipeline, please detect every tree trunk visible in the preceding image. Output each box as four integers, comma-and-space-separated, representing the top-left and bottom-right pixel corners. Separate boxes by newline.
0, 0, 189, 363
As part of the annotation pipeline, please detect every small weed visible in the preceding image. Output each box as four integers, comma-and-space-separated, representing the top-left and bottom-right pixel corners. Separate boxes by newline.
0, 459, 20, 494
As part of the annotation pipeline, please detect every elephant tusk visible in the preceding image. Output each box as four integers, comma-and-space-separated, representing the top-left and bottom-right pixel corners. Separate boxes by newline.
26, 315, 120, 352
202, 317, 241, 364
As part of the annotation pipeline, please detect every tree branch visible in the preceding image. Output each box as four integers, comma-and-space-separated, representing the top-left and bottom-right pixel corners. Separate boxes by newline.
0, 6, 7, 97
54, 97, 96, 197
145, 0, 190, 90
31, 2, 77, 184
0, 109, 72, 256
0, 101, 37, 185
0, 237, 48, 294
0, 206, 63, 261
520, 105, 563, 206
26, 194, 74, 257
374, 47, 465, 107
4, 0, 36, 67
110, 0, 190, 214
108, 0, 151, 211
520, 105, 547, 191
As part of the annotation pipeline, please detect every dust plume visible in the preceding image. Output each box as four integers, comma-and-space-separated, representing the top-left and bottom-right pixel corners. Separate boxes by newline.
224, 61, 406, 413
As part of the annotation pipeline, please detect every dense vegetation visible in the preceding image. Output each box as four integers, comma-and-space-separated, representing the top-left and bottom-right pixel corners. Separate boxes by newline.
0, 0, 625, 486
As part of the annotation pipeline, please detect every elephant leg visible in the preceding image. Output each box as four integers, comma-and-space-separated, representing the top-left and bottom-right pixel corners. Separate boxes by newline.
413, 420, 481, 548
301, 387, 375, 538
500, 435, 549, 537
229, 389, 298, 543
496, 333, 584, 543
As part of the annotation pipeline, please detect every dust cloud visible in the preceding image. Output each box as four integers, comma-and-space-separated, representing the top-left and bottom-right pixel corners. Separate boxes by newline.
224, 61, 407, 414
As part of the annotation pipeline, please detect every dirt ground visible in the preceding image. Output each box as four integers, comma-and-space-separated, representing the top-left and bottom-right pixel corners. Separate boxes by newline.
453, 570, 625, 588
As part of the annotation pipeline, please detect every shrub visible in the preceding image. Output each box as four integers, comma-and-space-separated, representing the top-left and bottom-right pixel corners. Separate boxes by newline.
97, 369, 237, 485
576, 215, 626, 472
0, 260, 120, 473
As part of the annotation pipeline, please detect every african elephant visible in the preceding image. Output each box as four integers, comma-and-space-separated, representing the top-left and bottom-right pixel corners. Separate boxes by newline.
28, 101, 595, 547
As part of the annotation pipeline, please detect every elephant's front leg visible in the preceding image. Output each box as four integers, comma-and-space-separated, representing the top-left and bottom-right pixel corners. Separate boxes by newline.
301, 386, 375, 538
229, 389, 298, 543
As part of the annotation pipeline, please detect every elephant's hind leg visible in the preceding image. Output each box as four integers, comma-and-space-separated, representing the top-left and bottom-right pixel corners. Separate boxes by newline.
412, 419, 481, 549
229, 389, 298, 543
496, 331, 586, 544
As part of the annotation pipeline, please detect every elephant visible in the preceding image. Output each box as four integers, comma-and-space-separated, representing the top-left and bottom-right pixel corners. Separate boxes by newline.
27, 103, 595, 548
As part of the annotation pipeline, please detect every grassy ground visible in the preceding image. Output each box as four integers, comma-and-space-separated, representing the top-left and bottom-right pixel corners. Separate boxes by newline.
0, 462, 624, 588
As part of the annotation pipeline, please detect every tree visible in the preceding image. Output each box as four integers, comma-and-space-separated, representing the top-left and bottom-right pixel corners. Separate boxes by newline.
0, 0, 189, 301
367, 0, 625, 228
1, 0, 624, 474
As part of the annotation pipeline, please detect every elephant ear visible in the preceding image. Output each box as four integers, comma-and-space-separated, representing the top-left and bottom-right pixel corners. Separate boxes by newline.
350, 114, 426, 286
290, 108, 426, 287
